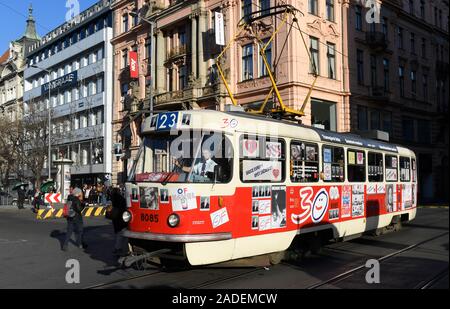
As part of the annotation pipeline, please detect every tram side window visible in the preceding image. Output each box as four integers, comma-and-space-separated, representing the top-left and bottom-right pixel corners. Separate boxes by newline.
347, 149, 366, 182
368, 152, 384, 182
400, 157, 411, 182
322, 146, 345, 182
240, 135, 286, 183
385, 155, 398, 182
290, 141, 319, 182
412, 158, 417, 183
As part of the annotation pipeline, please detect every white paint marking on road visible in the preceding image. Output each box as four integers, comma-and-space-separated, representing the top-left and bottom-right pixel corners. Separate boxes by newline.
0, 239, 28, 245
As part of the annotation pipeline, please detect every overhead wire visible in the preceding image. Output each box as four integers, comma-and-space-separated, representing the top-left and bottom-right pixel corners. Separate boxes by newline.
250, 0, 348, 59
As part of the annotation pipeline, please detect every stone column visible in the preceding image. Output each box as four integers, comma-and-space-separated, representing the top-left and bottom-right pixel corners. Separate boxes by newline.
156, 30, 166, 93
341, 0, 351, 132
151, 30, 156, 92
173, 65, 178, 91
191, 14, 198, 79
198, 10, 208, 87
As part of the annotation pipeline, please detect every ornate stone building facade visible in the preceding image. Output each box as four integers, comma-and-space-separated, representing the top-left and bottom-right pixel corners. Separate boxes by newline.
111, 0, 350, 183
111, 0, 154, 184
0, 5, 40, 121
347, 0, 449, 203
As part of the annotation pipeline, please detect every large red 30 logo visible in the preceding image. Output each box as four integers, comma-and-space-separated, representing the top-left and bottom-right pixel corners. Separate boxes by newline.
292, 187, 329, 225
292, 187, 313, 225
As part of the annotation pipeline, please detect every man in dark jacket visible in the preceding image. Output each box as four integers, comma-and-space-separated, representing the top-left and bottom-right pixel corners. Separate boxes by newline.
62, 187, 87, 251
110, 188, 128, 256
17, 186, 26, 209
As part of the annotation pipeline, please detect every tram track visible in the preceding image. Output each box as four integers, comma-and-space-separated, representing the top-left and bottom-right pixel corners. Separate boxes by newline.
189, 268, 265, 289
87, 229, 448, 289
416, 267, 449, 289
86, 269, 163, 289
306, 231, 449, 289
86, 264, 264, 289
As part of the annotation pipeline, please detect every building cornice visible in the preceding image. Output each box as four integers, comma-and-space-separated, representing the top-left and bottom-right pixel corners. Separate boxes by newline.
111, 23, 150, 45
111, 0, 129, 10
151, 0, 196, 24
382, 0, 449, 36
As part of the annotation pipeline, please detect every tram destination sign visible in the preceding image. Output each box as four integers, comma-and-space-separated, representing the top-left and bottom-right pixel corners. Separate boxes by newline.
41, 71, 78, 94
317, 131, 398, 153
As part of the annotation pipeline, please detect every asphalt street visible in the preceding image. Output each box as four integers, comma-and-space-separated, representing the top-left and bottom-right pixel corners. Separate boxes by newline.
0, 205, 448, 289
0, 206, 149, 289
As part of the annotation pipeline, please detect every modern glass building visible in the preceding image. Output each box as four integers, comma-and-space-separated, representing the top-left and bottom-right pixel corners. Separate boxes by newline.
23, 0, 113, 186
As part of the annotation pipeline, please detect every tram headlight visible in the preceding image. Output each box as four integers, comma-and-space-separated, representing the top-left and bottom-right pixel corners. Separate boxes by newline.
168, 213, 180, 228
122, 211, 132, 223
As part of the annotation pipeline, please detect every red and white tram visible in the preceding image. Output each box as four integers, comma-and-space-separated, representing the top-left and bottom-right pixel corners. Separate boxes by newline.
122, 109, 417, 266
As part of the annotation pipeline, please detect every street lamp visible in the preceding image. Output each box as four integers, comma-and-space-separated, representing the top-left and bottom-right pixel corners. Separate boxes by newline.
30, 65, 52, 182
129, 11, 154, 116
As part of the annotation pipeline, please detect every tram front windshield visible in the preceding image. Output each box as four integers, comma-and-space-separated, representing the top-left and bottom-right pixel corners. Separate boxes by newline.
129, 131, 233, 183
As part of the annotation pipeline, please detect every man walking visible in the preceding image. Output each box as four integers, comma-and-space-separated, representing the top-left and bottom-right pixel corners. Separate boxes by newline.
17, 186, 26, 210
62, 186, 87, 251
110, 187, 129, 256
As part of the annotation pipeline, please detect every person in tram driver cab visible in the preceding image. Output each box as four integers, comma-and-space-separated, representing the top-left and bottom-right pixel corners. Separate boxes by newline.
175, 149, 218, 181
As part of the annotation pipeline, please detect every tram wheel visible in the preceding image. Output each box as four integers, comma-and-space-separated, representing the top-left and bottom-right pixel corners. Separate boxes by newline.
269, 251, 285, 265
373, 227, 387, 236
393, 221, 403, 232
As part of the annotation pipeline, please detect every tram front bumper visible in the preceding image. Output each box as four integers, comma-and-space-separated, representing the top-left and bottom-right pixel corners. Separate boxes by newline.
123, 230, 233, 243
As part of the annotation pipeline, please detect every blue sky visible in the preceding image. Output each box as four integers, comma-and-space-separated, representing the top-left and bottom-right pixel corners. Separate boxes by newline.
0, 0, 99, 51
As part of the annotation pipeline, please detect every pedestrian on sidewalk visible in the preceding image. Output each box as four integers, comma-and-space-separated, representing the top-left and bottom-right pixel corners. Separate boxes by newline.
62, 186, 87, 251
32, 189, 44, 212
110, 187, 129, 256
17, 186, 26, 210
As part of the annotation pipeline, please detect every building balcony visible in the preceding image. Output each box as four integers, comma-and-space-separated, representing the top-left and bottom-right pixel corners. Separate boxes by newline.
122, 93, 143, 115
119, 65, 131, 82
154, 88, 196, 108
166, 45, 188, 63
365, 32, 388, 52
201, 83, 221, 97
153, 83, 222, 109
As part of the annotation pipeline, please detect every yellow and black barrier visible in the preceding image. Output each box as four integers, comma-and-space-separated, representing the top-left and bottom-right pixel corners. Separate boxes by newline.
36, 206, 107, 220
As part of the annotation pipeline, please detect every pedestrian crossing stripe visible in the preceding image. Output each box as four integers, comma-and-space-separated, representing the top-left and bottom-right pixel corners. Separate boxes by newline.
36, 207, 107, 220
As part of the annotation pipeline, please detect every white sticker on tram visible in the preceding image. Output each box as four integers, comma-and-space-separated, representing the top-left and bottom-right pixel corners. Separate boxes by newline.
171, 188, 198, 211
211, 207, 229, 229
330, 186, 340, 200
242, 160, 282, 182
367, 184, 377, 195
377, 184, 386, 194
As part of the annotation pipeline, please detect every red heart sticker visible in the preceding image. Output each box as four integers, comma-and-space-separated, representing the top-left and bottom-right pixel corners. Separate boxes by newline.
272, 169, 280, 178
245, 140, 257, 154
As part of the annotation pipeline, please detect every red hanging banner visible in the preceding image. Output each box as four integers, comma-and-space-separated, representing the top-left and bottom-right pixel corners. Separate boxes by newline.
129, 51, 139, 79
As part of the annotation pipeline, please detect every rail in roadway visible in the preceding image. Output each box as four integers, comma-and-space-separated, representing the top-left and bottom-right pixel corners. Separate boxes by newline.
307, 231, 449, 289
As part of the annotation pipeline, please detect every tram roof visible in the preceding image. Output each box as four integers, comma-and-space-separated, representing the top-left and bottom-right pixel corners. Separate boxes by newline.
143, 110, 415, 157
225, 111, 412, 155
